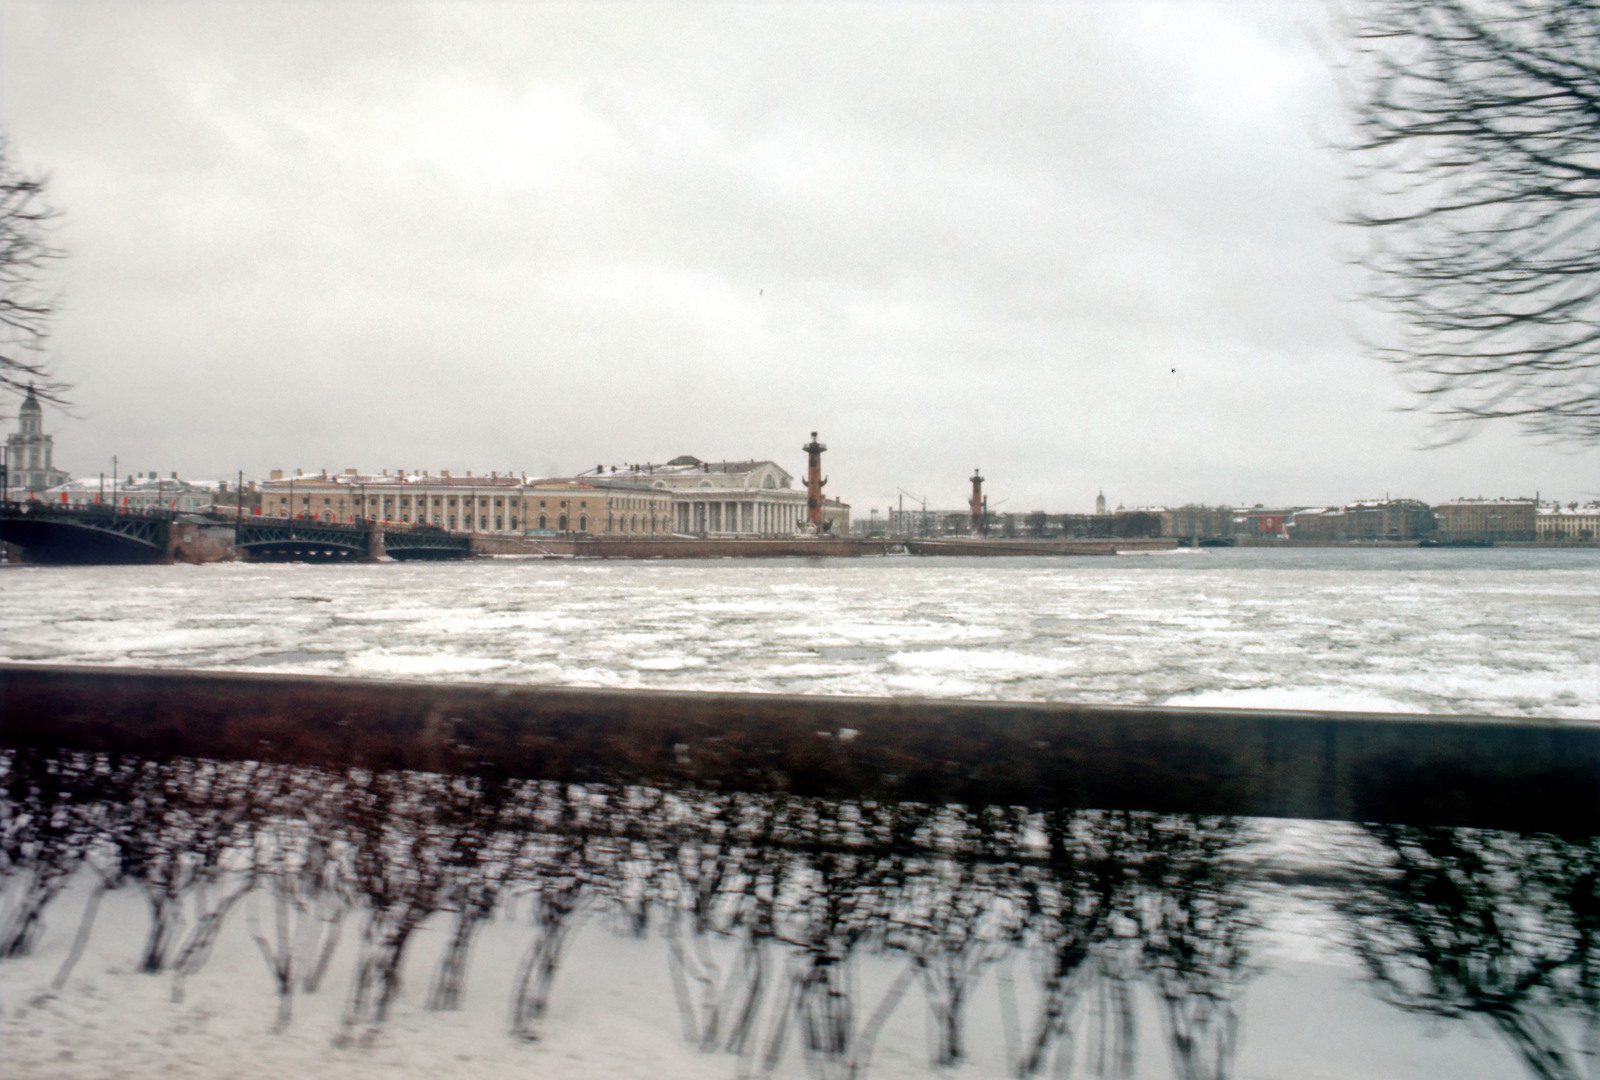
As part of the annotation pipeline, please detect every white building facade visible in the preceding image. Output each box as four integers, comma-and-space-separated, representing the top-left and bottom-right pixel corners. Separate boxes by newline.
1536, 504, 1600, 541
580, 456, 848, 536
44, 472, 214, 512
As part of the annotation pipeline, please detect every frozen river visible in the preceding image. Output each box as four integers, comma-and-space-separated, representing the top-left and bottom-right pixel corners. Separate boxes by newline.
2, 546, 1596, 716
4, 547, 1600, 1080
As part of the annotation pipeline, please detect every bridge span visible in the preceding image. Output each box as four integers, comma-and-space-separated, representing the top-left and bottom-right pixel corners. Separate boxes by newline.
233, 517, 469, 562
0, 502, 471, 564
0, 502, 183, 564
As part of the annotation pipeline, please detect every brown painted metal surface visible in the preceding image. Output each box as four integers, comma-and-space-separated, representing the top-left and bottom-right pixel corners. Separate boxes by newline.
2, 662, 1596, 832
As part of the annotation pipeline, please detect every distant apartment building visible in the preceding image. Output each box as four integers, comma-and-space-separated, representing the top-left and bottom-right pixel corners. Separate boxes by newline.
1237, 507, 1292, 538
211, 480, 263, 516
1290, 499, 1435, 542
1434, 498, 1536, 543
1536, 503, 1600, 542
580, 456, 848, 535
1288, 507, 1338, 541
1344, 499, 1435, 541
258, 470, 672, 537
1161, 506, 1235, 542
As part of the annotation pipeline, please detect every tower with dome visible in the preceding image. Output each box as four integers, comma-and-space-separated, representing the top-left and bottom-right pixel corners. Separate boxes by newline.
5, 384, 70, 495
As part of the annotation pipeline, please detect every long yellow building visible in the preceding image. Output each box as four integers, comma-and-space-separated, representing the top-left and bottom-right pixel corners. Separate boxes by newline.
259, 470, 672, 537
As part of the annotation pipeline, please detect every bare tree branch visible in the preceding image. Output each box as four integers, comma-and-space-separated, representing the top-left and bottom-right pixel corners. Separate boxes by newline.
1342, 0, 1600, 443
0, 135, 68, 408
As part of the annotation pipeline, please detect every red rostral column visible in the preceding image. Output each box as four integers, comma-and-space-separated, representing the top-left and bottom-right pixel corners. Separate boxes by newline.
969, 469, 984, 535
803, 431, 828, 529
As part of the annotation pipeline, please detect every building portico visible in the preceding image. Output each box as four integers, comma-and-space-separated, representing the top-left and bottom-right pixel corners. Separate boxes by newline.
585, 455, 844, 537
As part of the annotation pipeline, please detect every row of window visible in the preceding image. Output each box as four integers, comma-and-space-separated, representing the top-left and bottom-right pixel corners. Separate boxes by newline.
268, 490, 796, 536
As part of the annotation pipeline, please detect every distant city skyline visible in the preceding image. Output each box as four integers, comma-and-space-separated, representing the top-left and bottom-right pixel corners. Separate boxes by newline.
1, 1, 1595, 515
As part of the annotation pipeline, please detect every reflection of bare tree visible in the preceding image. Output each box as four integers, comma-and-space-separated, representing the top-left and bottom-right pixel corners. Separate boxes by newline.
426, 774, 515, 1012
107, 759, 262, 990
1010, 809, 1135, 1078
337, 769, 444, 1047
0, 748, 1284, 1077
1133, 815, 1255, 1080
1343, 826, 1600, 1080
0, 749, 93, 959
662, 790, 796, 1061
891, 804, 1026, 1068
246, 766, 355, 1032
51, 754, 146, 988
508, 781, 596, 1040
759, 799, 916, 1080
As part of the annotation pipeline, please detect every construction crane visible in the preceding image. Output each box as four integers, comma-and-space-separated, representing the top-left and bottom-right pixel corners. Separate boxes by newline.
896, 488, 928, 537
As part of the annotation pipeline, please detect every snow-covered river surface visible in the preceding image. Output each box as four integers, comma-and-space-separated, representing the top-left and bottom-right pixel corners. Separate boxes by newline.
2, 547, 1596, 715
2, 548, 1599, 1080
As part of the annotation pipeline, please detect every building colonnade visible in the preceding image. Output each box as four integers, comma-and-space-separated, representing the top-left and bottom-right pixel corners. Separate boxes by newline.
259, 472, 674, 538
674, 496, 806, 536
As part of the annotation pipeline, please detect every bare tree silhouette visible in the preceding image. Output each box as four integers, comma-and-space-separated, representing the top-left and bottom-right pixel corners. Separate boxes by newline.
1342, 825, 1600, 1080
0, 136, 68, 406
890, 804, 1026, 1069
1342, 0, 1600, 443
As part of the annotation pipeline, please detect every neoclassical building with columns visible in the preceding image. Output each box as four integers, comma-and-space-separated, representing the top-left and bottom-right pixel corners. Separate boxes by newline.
257, 469, 672, 537
258, 455, 848, 540
579, 456, 848, 536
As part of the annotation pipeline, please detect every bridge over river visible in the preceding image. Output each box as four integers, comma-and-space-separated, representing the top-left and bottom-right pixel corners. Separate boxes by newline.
0, 502, 471, 563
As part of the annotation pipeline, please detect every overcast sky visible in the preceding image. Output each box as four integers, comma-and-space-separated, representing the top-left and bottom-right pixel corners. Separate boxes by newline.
1, 0, 1594, 514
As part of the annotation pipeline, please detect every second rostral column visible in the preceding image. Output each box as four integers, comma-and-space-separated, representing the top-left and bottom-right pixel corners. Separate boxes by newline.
803, 431, 828, 533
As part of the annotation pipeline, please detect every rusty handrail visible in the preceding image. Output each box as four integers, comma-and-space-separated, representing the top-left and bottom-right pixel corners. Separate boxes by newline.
2, 662, 1595, 833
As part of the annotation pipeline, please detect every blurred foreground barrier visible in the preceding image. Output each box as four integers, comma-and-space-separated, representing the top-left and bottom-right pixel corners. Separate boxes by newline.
2, 662, 1596, 832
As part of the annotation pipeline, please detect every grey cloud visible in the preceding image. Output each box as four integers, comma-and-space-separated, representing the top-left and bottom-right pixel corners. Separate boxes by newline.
1, 1, 1593, 513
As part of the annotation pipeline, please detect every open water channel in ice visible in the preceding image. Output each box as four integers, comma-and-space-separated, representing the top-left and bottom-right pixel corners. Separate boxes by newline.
2, 547, 1599, 1080
0, 546, 1595, 716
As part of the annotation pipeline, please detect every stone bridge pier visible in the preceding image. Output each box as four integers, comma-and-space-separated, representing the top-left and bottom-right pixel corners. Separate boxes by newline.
165, 519, 236, 564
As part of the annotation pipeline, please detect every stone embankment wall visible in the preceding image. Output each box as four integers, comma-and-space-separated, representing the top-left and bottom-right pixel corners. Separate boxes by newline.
468, 535, 1179, 558
904, 537, 1174, 555
469, 535, 886, 558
